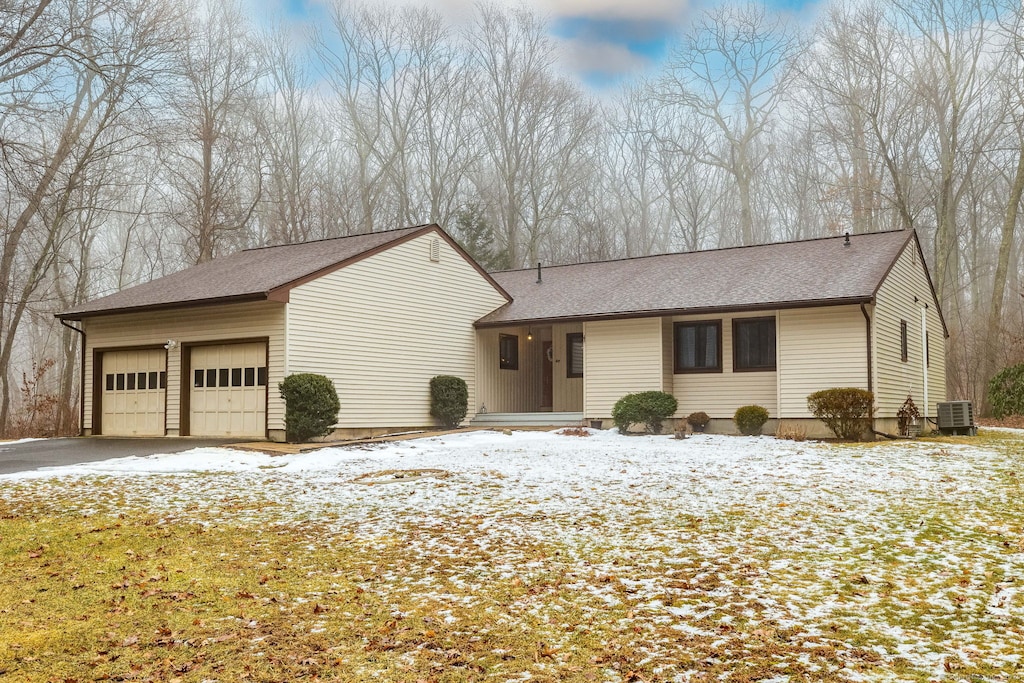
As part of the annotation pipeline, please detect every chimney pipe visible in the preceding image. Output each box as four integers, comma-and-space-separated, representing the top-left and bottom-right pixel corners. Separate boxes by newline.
536, 262, 542, 284
844, 232, 851, 247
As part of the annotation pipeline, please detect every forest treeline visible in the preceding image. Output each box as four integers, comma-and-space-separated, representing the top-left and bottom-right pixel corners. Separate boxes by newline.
1, 0, 1022, 435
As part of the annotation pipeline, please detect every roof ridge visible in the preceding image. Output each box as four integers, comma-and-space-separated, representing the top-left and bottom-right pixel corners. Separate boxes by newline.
488, 229, 908, 274
240, 223, 435, 253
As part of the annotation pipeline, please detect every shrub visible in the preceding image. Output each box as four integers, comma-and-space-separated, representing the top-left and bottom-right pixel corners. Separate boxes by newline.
612, 391, 678, 434
279, 373, 340, 443
775, 420, 807, 441
734, 405, 770, 436
430, 375, 468, 429
686, 411, 711, 430
897, 395, 921, 437
989, 363, 1024, 419
806, 387, 874, 440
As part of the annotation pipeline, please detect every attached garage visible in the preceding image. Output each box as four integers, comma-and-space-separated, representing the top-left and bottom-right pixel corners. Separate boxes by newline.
97, 348, 166, 436
184, 341, 267, 438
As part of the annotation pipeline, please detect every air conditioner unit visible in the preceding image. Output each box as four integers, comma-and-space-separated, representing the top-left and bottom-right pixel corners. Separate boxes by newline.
936, 401, 976, 436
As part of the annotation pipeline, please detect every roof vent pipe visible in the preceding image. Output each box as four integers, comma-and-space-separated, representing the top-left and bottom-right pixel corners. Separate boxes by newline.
536, 262, 542, 284
844, 232, 851, 247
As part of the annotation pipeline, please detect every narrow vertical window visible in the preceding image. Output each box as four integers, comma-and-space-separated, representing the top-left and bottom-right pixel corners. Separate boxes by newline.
566, 333, 584, 378
499, 334, 519, 370
244, 367, 255, 386
106, 374, 114, 391
900, 320, 908, 362
257, 367, 267, 386
194, 369, 204, 388
206, 368, 217, 387
126, 373, 136, 390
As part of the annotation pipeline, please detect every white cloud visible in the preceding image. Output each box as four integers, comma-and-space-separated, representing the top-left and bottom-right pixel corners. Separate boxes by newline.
538, 0, 687, 22
555, 36, 652, 77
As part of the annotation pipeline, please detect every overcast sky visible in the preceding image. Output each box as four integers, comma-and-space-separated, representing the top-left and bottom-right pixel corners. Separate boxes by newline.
258, 0, 821, 89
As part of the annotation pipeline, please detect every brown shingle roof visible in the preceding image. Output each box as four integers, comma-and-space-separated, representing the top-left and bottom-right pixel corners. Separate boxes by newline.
58, 224, 440, 319
476, 230, 916, 327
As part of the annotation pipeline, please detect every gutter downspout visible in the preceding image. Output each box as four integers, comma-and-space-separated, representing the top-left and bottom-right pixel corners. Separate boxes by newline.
59, 319, 86, 436
860, 304, 873, 393
921, 304, 929, 422
861, 303, 875, 434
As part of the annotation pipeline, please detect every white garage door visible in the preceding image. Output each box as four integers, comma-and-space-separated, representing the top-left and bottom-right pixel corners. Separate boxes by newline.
190, 343, 267, 437
101, 349, 166, 436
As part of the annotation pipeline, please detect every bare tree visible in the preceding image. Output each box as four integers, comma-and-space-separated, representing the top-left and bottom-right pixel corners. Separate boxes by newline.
163, 0, 265, 264
467, 2, 598, 267
0, 0, 182, 433
657, 2, 803, 246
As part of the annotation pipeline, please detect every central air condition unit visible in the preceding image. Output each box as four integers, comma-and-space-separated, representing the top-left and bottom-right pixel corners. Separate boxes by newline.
936, 401, 976, 436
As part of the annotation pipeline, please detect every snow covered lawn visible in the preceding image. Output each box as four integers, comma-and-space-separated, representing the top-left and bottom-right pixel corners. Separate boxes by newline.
0, 428, 1022, 682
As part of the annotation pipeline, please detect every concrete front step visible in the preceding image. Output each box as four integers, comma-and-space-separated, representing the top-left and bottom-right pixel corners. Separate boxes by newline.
470, 412, 585, 427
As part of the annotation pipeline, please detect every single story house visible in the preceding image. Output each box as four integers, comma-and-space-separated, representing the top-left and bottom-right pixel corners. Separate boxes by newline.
58, 224, 946, 440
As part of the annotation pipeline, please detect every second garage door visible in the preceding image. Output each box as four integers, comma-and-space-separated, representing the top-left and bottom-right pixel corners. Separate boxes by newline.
189, 343, 267, 437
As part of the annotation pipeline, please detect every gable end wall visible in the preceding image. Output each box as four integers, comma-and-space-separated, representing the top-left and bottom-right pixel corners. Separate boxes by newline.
873, 241, 947, 417
286, 231, 508, 429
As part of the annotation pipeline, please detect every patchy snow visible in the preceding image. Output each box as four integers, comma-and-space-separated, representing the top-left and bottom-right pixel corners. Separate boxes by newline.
2, 427, 1022, 680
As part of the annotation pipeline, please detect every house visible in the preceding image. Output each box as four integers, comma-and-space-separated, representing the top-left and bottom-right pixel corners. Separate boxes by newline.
58, 225, 946, 440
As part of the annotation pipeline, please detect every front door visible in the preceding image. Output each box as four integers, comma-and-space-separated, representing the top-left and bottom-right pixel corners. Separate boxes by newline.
542, 341, 553, 409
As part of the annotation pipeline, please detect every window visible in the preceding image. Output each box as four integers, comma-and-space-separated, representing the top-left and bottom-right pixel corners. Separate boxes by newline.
126, 373, 136, 390
499, 334, 519, 370
219, 368, 229, 387
900, 320, 908, 362
137, 372, 147, 390
231, 368, 242, 387
733, 317, 776, 371
674, 321, 722, 373
566, 333, 584, 378
106, 374, 114, 391
257, 367, 267, 386
194, 369, 204, 388
244, 367, 255, 386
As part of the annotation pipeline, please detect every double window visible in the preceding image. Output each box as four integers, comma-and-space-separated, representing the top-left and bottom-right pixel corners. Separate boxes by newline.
674, 317, 776, 373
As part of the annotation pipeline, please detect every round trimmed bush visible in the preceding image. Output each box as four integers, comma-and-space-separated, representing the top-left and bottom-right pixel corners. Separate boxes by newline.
734, 405, 769, 436
989, 363, 1024, 419
612, 391, 678, 434
807, 387, 874, 440
279, 373, 340, 443
430, 375, 468, 429
686, 411, 711, 430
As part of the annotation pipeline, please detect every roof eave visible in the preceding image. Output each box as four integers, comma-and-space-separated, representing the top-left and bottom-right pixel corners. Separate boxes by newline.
54, 292, 272, 321
474, 296, 875, 328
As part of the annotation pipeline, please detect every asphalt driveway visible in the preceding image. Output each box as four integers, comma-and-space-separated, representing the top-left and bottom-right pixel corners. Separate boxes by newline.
0, 437, 243, 475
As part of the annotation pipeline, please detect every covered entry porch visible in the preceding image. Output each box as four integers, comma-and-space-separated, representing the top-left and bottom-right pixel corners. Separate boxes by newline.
473, 323, 585, 425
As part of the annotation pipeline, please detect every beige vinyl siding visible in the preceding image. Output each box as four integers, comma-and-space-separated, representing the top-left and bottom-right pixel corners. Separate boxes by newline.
777, 305, 869, 417
475, 326, 543, 413
82, 301, 285, 434
583, 317, 666, 418
551, 323, 583, 412
874, 241, 947, 417
287, 231, 508, 428
669, 313, 777, 418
